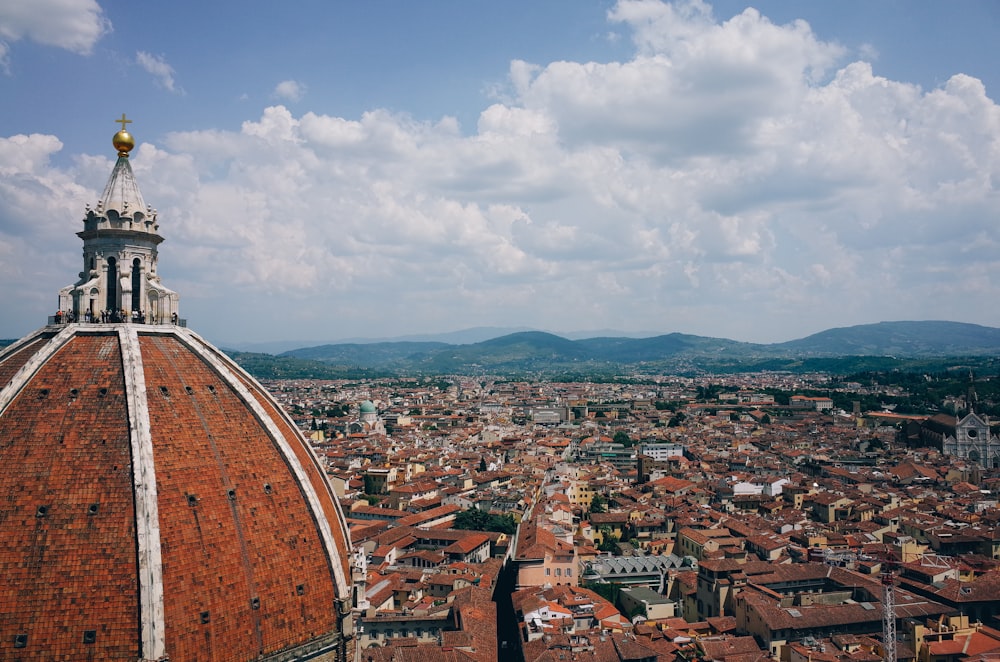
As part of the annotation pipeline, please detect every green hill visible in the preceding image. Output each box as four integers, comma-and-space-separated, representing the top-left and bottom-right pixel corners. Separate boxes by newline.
271, 320, 1000, 377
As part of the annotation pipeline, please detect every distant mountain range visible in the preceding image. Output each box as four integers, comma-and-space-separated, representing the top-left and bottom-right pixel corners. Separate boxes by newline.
4, 320, 999, 378
220, 326, 655, 353
257, 320, 1000, 377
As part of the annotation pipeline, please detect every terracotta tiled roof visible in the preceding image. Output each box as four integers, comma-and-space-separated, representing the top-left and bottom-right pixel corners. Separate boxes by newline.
648, 475, 695, 493
699, 635, 764, 660
397, 504, 461, 527
904, 569, 1000, 602
443, 532, 491, 555
365, 640, 481, 662
0, 326, 354, 660
613, 633, 662, 661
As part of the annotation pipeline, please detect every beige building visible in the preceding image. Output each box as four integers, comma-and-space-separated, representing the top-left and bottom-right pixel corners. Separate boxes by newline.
618, 586, 676, 621
515, 524, 579, 589
676, 526, 743, 561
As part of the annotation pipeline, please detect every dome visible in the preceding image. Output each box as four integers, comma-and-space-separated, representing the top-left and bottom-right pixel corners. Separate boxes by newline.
0, 314, 354, 662
0, 119, 354, 661
359, 400, 376, 414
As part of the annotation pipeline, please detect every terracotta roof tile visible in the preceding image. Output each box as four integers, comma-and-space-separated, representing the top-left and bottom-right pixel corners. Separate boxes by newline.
0, 329, 355, 660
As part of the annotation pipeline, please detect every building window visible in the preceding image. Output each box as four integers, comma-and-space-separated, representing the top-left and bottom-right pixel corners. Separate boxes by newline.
556, 568, 562, 576
131, 258, 141, 312
545, 568, 551, 576
106, 257, 118, 311
567, 567, 572, 576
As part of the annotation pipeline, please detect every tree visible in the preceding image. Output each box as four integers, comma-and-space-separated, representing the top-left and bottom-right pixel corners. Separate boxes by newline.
590, 494, 607, 514
696, 384, 722, 401
363, 474, 383, 495
454, 508, 490, 531
454, 508, 516, 534
586, 581, 620, 605
478, 456, 488, 472
597, 526, 620, 553
613, 431, 631, 447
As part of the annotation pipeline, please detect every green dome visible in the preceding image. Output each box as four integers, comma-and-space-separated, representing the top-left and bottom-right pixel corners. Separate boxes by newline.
359, 400, 376, 414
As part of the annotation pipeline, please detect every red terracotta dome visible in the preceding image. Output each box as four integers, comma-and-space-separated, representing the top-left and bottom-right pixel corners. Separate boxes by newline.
0, 119, 354, 661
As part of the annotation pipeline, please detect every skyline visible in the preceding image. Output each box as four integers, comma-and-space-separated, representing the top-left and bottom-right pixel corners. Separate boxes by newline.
2, 1, 1000, 347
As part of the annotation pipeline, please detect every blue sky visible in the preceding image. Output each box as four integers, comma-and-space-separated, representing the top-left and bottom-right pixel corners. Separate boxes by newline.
2, 0, 999, 348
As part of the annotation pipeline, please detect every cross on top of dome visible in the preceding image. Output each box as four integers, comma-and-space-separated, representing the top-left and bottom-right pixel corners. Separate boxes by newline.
113, 113, 136, 157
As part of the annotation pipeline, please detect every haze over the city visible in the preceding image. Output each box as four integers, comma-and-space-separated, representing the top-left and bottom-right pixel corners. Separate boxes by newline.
2, 0, 999, 347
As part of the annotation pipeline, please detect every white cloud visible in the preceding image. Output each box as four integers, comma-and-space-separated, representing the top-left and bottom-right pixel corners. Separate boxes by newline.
136, 51, 183, 94
0, 0, 108, 71
507, 1, 845, 159
273, 80, 306, 102
0, 134, 92, 321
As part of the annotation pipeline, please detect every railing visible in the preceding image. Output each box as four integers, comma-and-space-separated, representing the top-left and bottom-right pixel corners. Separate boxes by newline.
48, 314, 188, 327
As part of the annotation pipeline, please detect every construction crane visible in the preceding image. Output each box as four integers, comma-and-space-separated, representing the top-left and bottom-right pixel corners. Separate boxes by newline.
881, 554, 898, 662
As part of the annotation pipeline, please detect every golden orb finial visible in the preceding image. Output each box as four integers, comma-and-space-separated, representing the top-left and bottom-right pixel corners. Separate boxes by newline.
113, 113, 135, 157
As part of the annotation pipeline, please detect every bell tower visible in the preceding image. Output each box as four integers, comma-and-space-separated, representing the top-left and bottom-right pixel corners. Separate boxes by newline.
58, 114, 180, 323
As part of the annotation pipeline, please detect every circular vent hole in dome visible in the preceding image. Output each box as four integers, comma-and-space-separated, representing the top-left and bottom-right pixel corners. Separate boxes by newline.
187, 494, 198, 507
